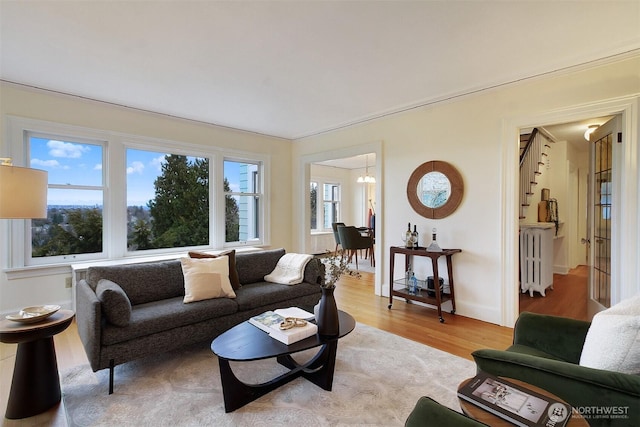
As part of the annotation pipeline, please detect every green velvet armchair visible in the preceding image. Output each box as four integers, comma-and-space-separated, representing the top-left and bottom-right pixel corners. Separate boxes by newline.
472, 312, 640, 427
405, 396, 488, 427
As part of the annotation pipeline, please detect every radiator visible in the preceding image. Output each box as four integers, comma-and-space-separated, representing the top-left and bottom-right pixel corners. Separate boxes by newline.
519, 226, 554, 296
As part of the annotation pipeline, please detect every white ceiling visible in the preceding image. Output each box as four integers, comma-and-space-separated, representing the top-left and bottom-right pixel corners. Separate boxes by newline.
316, 153, 377, 170
1, 1, 639, 141
544, 116, 615, 153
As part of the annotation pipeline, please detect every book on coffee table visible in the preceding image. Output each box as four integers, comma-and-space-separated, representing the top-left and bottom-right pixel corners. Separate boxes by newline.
457, 372, 571, 427
249, 309, 317, 345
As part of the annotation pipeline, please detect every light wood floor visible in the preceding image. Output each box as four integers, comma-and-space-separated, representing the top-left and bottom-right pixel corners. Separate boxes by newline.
1, 266, 587, 426
520, 265, 589, 321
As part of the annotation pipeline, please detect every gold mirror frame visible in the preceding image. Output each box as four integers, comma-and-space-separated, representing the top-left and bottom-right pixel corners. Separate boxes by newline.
407, 160, 464, 219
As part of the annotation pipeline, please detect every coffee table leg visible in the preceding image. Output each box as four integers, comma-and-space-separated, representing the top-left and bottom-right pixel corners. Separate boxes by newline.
6, 338, 61, 419
277, 341, 338, 391
218, 342, 338, 413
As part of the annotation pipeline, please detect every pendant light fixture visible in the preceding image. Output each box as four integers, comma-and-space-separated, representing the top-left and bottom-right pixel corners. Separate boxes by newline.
357, 154, 376, 184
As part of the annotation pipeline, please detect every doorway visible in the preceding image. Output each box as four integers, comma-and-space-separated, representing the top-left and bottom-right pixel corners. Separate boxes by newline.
517, 115, 619, 322
310, 153, 377, 274
299, 142, 383, 295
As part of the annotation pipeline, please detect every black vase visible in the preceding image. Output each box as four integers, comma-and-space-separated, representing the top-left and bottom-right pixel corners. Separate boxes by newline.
317, 286, 340, 336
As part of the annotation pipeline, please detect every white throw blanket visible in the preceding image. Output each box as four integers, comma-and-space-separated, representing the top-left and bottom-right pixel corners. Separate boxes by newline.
264, 253, 313, 285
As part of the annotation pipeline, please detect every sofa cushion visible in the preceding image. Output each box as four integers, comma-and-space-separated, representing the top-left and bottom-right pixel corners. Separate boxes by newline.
96, 279, 132, 327
235, 248, 286, 285
101, 296, 238, 346
87, 260, 184, 305
234, 281, 320, 311
579, 293, 640, 374
180, 256, 236, 303
189, 249, 241, 290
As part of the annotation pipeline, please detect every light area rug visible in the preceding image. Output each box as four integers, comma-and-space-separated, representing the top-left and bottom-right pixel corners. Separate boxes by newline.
62, 323, 475, 426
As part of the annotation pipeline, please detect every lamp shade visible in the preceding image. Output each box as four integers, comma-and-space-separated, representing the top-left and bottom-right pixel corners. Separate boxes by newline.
0, 164, 48, 219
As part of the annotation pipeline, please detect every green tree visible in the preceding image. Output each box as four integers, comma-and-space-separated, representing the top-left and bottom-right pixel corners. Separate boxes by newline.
310, 183, 317, 229
131, 218, 152, 250
148, 155, 209, 248
225, 178, 239, 242
33, 208, 102, 256
68, 208, 103, 253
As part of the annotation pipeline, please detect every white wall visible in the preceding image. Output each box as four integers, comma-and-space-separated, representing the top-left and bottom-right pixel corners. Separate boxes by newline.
2, 56, 638, 325
0, 83, 293, 314
568, 146, 590, 269
292, 55, 640, 326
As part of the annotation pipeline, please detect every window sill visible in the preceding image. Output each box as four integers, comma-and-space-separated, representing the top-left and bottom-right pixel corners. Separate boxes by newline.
4, 247, 265, 280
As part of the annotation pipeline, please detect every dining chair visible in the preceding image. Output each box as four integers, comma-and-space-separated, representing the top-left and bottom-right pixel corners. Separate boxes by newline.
337, 225, 374, 269
331, 222, 345, 254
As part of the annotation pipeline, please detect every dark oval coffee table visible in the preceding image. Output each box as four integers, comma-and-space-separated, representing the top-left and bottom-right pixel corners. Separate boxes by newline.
211, 310, 355, 412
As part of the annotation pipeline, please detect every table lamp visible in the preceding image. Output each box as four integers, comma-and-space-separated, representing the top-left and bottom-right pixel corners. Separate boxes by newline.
0, 158, 48, 219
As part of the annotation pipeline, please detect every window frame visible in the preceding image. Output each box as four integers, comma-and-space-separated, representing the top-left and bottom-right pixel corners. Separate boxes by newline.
322, 182, 341, 230
310, 181, 318, 231
4, 116, 270, 272
123, 145, 213, 256
26, 131, 108, 266
308, 176, 341, 233
222, 157, 266, 247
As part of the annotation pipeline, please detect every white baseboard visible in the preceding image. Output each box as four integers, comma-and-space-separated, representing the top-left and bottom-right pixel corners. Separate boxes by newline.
553, 265, 569, 275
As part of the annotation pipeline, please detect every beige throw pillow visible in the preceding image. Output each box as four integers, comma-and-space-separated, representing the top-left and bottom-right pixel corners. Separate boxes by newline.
180, 256, 236, 303
579, 293, 640, 374
188, 249, 241, 290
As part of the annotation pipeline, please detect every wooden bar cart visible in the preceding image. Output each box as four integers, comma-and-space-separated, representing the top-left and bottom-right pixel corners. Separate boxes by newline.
388, 246, 462, 323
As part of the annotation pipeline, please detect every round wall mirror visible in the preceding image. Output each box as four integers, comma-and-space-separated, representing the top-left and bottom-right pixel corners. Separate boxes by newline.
407, 160, 464, 219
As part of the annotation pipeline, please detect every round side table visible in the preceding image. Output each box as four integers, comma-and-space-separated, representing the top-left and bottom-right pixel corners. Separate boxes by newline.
0, 309, 74, 419
457, 377, 588, 427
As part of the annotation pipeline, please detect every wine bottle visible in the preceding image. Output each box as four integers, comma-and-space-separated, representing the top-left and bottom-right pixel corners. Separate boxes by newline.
412, 225, 419, 249
405, 222, 412, 248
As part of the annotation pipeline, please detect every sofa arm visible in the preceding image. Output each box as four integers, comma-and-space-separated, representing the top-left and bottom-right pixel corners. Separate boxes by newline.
513, 312, 591, 363
303, 257, 325, 286
472, 349, 640, 427
76, 279, 103, 372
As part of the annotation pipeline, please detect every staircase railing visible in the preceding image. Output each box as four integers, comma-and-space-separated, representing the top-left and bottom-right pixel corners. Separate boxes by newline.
519, 128, 552, 219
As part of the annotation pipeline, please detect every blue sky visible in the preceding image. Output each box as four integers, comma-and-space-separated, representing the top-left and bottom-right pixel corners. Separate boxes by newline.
126, 148, 171, 206
30, 137, 243, 207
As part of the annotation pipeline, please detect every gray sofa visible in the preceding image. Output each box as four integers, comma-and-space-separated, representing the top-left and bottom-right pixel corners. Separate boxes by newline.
76, 248, 324, 393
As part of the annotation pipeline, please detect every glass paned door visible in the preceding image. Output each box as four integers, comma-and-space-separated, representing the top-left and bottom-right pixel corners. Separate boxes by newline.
593, 135, 612, 307
588, 117, 618, 312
